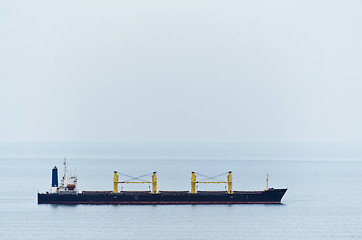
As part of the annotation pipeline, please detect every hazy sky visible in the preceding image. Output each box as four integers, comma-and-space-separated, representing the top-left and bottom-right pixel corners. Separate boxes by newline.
1, 0, 361, 142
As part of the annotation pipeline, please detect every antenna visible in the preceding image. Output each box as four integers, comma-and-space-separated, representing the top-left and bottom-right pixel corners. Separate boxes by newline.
63, 157, 67, 177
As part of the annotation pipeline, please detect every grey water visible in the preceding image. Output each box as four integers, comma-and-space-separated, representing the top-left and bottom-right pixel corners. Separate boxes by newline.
1, 142, 362, 239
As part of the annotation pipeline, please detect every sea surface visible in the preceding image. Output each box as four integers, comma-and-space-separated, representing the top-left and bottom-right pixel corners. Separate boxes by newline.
0, 142, 362, 240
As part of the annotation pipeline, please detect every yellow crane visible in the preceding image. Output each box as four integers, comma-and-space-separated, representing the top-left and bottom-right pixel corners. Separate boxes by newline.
191, 171, 233, 194
113, 171, 235, 194
113, 171, 157, 194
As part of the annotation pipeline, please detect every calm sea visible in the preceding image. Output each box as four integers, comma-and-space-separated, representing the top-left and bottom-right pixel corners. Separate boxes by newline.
1, 142, 362, 239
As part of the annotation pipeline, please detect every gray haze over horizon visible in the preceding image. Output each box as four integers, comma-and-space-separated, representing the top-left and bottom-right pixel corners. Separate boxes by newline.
1, 0, 362, 143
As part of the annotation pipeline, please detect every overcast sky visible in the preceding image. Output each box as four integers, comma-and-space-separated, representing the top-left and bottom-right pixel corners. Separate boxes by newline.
0, 0, 361, 143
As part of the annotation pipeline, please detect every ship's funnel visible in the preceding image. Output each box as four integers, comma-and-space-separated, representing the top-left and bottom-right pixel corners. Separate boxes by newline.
52, 166, 58, 187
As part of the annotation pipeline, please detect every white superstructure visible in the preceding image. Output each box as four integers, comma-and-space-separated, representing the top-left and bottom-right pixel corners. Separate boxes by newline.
51, 158, 78, 193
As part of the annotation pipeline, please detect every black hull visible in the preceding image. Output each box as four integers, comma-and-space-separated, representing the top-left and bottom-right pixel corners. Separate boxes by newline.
38, 189, 287, 205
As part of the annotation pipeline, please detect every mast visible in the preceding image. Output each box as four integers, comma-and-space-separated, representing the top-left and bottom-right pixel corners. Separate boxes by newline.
60, 157, 67, 188
63, 157, 67, 178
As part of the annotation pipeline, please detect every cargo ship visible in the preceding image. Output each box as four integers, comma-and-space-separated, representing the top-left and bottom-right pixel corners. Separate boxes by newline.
38, 159, 287, 204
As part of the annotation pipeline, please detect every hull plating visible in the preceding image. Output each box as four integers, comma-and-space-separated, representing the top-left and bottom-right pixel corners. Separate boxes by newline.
38, 189, 287, 205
